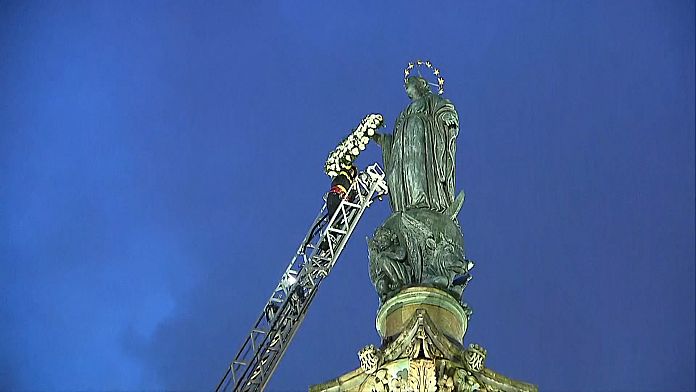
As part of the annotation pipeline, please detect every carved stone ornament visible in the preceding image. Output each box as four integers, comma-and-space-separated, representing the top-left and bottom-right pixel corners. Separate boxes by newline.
455, 368, 483, 392
408, 360, 438, 392
368, 208, 471, 304
380, 311, 454, 363
437, 372, 456, 392
389, 369, 408, 392
464, 343, 487, 372
359, 344, 383, 375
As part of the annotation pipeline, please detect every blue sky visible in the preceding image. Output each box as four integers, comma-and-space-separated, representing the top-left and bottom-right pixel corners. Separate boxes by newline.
1, 1, 694, 391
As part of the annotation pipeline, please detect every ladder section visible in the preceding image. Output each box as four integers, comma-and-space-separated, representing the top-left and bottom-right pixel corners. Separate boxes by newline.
215, 163, 388, 392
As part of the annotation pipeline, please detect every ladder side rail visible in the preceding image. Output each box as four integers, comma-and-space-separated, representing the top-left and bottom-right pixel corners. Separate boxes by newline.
250, 174, 386, 391
305, 172, 383, 283
219, 257, 302, 391
236, 176, 377, 391
303, 182, 368, 277
243, 195, 367, 389
222, 252, 314, 391
218, 164, 387, 392
270, 202, 327, 300
220, 200, 335, 392
216, 205, 329, 392
304, 163, 384, 273
238, 297, 299, 392
298, 164, 386, 293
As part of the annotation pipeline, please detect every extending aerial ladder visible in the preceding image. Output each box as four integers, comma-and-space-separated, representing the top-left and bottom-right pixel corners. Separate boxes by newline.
215, 163, 389, 392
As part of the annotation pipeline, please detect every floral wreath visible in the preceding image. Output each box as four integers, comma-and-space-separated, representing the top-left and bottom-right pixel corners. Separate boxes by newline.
324, 113, 384, 177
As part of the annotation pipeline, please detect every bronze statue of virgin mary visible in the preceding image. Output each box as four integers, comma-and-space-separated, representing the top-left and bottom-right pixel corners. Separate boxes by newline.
368, 67, 471, 304
374, 75, 460, 214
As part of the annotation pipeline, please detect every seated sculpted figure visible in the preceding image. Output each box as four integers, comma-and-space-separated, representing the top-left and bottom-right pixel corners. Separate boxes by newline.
367, 227, 409, 302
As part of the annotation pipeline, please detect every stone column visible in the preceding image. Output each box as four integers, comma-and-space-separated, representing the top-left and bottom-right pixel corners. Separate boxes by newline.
309, 286, 537, 392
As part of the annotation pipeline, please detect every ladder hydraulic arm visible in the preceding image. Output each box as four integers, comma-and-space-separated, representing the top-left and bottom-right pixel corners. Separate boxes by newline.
215, 163, 388, 392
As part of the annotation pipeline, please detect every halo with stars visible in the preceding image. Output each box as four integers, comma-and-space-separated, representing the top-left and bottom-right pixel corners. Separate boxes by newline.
403, 60, 445, 95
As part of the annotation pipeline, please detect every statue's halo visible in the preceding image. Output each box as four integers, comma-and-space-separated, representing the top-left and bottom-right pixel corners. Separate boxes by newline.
404, 59, 445, 95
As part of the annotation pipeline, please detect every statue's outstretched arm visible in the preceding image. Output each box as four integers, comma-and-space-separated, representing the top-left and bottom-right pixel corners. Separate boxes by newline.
372, 131, 392, 148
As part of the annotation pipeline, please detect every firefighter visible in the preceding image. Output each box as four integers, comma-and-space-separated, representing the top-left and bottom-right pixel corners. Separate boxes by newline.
327, 164, 358, 218
319, 164, 358, 251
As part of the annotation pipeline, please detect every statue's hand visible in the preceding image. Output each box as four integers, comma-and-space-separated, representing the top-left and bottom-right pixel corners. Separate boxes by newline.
372, 131, 384, 146
442, 112, 459, 130
371, 131, 392, 148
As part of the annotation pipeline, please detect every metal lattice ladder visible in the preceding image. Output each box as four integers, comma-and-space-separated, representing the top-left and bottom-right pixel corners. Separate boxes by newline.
215, 163, 388, 392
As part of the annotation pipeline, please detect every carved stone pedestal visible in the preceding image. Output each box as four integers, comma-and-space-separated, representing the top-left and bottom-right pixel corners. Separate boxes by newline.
309, 287, 537, 392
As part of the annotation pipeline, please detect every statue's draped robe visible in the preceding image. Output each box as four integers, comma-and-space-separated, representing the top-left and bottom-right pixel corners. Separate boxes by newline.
381, 93, 459, 214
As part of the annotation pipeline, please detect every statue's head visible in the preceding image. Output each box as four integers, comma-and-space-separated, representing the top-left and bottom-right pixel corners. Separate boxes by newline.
405, 76, 431, 99
369, 227, 397, 253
